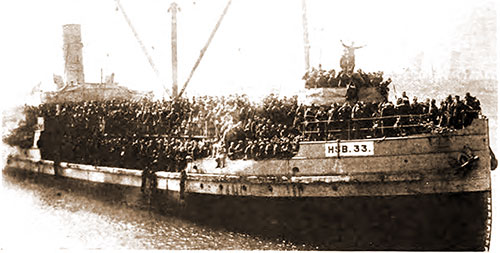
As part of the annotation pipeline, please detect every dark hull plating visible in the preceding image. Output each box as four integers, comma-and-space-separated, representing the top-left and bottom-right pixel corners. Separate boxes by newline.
3, 167, 489, 251
175, 192, 489, 251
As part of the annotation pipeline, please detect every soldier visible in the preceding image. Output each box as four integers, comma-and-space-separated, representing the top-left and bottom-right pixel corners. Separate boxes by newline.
338, 71, 351, 87
401, 91, 409, 104
292, 110, 304, 134
326, 104, 338, 138
352, 72, 366, 88
309, 68, 319, 88
464, 92, 480, 127
438, 100, 449, 127
351, 102, 365, 139
370, 71, 384, 87
340, 40, 365, 73
381, 101, 396, 137
397, 99, 411, 135
327, 69, 339, 87
265, 140, 274, 158
345, 83, 358, 101
450, 95, 465, 129
410, 97, 421, 115
303, 70, 312, 88
214, 141, 226, 168
227, 141, 236, 160
234, 140, 244, 159
244, 140, 253, 160
422, 98, 430, 116
409, 96, 423, 133
257, 139, 266, 160
338, 102, 352, 139
429, 99, 439, 125
317, 70, 328, 88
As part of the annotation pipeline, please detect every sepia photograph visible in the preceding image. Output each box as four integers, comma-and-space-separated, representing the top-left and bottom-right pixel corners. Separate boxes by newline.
0, 0, 498, 251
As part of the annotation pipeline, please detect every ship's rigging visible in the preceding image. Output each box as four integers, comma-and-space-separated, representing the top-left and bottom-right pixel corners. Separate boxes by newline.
115, 0, 232, 99
177, 0, 232, 98
115, 0, 170, 97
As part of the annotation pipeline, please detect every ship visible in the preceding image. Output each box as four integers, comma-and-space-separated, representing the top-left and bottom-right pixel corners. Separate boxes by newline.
4, 2, 497, 251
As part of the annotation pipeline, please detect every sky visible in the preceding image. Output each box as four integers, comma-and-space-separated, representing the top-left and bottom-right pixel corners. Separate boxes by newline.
0, 0, 496, 103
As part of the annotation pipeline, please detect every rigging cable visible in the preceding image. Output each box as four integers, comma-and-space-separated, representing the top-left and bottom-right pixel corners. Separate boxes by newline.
115, 0, 171, 98
177, 0, 232, 98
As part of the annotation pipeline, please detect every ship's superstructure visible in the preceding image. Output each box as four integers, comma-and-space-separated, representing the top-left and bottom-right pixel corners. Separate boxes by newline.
44, 24, 150, 103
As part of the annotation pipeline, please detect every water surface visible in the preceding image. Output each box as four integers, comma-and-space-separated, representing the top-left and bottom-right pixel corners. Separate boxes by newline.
0, 171, 313, 250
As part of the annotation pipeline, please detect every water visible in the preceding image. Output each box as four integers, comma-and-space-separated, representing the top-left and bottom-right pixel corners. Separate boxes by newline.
0, 171, 312, 250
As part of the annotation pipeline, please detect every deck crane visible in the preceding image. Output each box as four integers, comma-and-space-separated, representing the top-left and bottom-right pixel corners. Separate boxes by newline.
115, 0, 172, 98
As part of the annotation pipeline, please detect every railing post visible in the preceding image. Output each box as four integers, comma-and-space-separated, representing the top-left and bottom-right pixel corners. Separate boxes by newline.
347, 120, 351, 140
301, 122, 305, 139
381, 116, 385, 137
324, 120, 327, 141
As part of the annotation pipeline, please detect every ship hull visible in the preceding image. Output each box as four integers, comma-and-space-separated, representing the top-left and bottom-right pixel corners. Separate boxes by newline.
3, 166, 490, 251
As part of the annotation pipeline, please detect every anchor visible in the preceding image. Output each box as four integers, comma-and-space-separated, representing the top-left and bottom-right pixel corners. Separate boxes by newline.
455, 145, 479, 176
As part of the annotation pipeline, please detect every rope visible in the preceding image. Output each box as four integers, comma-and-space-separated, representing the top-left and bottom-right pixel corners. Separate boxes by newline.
177, 0, 232, 98
115, 0, 171, 98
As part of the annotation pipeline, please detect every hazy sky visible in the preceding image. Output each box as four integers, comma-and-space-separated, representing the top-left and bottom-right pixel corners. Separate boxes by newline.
0, 0, 497, 103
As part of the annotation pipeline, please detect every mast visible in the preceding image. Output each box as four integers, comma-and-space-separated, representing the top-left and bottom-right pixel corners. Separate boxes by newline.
301, 0, 310, 71
169, 2, 180, 98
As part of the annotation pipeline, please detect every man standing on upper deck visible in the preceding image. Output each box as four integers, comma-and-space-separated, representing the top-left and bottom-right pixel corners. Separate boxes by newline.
340, 40, 366, 73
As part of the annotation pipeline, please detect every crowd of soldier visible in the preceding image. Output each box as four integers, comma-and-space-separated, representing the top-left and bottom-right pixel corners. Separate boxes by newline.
298, 92, 481, 141
304, 66, 389, 90
35, 94, 301, 170
34, 91, 481, 170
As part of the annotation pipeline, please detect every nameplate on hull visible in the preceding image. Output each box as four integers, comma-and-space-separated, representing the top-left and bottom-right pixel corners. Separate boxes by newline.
325, 141, 374, 157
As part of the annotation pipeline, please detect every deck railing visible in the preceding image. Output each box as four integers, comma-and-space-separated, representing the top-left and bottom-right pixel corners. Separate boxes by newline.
300, 113, 433, 141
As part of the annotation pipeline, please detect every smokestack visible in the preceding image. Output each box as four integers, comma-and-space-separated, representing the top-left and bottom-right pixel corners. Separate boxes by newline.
63, 24, 84, 85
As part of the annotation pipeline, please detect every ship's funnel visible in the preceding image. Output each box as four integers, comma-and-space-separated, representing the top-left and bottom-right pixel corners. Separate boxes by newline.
63, 24, 84, 85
